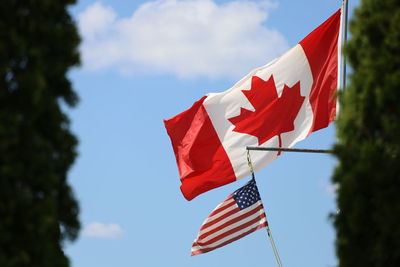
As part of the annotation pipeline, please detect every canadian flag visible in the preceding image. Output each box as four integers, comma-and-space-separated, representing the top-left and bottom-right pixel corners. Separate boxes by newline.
165, 9, 342, 200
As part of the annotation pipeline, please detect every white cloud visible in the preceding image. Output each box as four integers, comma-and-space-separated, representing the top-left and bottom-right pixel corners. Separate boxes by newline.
82, 222, 124, 239
78, 0, 289, 79
318, 179, 338, 196
78, 2, 117, 40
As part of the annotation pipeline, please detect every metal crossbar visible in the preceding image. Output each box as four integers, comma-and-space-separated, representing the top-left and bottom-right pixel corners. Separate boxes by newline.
246, 146, 333, 154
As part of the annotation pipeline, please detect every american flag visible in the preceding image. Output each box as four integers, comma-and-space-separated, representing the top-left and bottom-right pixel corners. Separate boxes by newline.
191, 178, 268, 256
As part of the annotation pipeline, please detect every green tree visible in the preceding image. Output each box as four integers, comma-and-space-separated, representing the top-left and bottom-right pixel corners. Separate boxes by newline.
333, 0, 400, 266
0, 0, 80, 266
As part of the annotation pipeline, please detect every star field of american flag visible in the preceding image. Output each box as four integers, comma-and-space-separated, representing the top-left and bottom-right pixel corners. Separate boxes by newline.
233, 177, 261, 210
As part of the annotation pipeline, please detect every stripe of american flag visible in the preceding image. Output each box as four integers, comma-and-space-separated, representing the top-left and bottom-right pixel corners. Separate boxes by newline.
191, 178, 268, 256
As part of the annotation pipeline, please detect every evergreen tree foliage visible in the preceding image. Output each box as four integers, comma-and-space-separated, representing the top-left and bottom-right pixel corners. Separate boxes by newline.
0, 0, 80, 266
333, 0, 400, 266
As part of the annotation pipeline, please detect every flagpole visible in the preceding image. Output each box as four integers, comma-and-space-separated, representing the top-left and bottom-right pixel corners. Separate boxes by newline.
266, 226, 283, 267
247, 151, 283, 267
340, 0, 349, 91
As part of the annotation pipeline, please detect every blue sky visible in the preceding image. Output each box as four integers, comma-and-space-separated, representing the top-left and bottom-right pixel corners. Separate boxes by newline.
65, 1, 359, 266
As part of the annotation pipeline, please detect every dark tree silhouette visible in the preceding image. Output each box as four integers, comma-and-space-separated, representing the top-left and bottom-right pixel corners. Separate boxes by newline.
0, 0, 81, 266
333, 0, 400, 266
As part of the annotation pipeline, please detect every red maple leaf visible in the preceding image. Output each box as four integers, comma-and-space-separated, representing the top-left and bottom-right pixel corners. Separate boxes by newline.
228, 75, 305, 147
